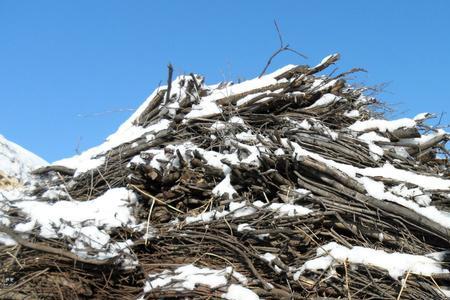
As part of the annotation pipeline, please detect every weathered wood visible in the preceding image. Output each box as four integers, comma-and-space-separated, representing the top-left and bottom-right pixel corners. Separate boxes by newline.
32, 165, 75, 176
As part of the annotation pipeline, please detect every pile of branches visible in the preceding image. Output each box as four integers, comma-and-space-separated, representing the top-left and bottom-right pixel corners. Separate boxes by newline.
2, 54, 450, 299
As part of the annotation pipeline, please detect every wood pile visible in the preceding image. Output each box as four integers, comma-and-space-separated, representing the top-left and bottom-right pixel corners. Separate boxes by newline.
1, 54, 450, 299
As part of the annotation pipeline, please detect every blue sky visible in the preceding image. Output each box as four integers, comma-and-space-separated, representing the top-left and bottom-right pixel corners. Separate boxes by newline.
1, 1, 449, 162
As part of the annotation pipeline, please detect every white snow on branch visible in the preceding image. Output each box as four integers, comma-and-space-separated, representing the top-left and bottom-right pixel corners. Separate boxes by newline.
54, 118, 171, 177
294, 242, 448, 280
4, 188, 138, 262
349, 118, 417, 132
13, 187, 136, 238
305, 93, 341, 109
283, 138, 450, 228
140, 264, 258, 300
184, 200, 312, 225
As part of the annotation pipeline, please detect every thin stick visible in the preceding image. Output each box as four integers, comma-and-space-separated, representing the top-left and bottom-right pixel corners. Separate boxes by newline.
223, 216, 233, 236
344, 258, 352, 300
145, 198, 155, 245
430, 275, 446, 298
5, 250, 24, 269
259, 20, 307, 78
193, 252, 236, 268
96, 166, 111, 190
396, 270, 411, 300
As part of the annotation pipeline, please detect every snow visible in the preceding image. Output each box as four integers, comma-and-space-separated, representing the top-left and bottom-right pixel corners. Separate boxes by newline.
0, 134, 47, 184
0, 234, 16, 246
295, 188, 311, 195
13, 187, 135, 238
215, 65, 295, 98
389, 184, 432, 206
235, 142, 267, 166
54, 118, 171, 176
75, 225, 111, 249
274, 148, 285, 156
312, 122, 339, 140
141, 264, 256, 300
284, 138, 450, 191
294, 242, 448, 280
231, 202, 259, 218
4, 188, 137, 261
357, 132, 387, 160
305, 93, 340, 109
360, 177, 450, 228
358, 132, 390, 143
211, 121, 227, 131
282, 138, 450, 228
439, 288, 450, 298
185, 98, 222, 119
261, 202, 312, 217
344, 110, 360, 118
236, 92, 265, 106
237, 223, 254, 232
287, 117, 338, 140
235, 130, 258, 142
198, 149, 238, 174
367, 143, 384, 159
260, 252, 277, 263
129, 155, 147, 166
317, 53, 338, 66
298, 119, 311, 130
183, 65, 296, 120
359, 163, 450, 191
185, 200, 312, 225
413, 112, 432, 121
395, 147, 411, 158
184, 201, 254, 224
136, 143, 241, 176
42, 188, 69, 200
72, 157, 105, 177
222, 284, 259, 300
229, 116, 245, 125
349, 118, 416, 132
310, 78, 338, 91
252, 200, 312, 217
400, 129, 447, 146
212, 174, 237, 199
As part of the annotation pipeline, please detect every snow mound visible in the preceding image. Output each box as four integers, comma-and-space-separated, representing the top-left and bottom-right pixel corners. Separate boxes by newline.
0, 134, 47, 187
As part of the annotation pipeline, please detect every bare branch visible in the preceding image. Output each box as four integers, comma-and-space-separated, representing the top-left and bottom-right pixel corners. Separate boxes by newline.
259, 20, 307, 78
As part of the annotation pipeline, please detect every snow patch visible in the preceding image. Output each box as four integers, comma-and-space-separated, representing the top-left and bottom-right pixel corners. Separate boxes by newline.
349, 118, 416, 133
0, 134, 47, 184
54, 118, 171, 176
294, 242, 448, 280
305, 93, 341, 109
6, 188, 137, 261
140, 264, 257, 300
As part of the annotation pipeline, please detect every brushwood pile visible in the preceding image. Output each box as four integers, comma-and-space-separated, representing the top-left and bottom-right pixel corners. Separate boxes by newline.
1, 54, 450, 299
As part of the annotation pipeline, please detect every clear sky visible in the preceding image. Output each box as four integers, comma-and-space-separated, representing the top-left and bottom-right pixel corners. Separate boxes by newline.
1, 1, 449, 162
